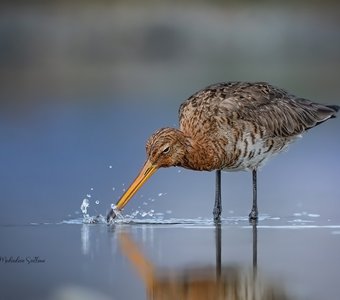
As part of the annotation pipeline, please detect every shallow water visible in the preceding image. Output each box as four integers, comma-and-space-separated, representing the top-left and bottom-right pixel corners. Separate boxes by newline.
1, 3, 340, 299
1, 100, 339, 300
1, 106, 339, 299
1, 214, 340, 300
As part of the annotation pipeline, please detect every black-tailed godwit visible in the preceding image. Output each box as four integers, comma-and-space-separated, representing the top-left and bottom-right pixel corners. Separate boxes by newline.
107, 82, 339, 222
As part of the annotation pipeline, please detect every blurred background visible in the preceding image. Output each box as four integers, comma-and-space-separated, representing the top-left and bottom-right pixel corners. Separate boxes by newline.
1, 0, 340, 225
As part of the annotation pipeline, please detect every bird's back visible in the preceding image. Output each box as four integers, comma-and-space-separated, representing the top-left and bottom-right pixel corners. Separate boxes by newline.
179, 81, 338, 137
179, 82, 338, 170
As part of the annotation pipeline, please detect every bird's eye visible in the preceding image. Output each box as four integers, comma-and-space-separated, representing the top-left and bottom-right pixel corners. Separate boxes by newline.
162, 146, 170, 154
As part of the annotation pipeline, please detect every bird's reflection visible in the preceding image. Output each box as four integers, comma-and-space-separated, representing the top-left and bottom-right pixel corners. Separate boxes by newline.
118, 221, 291, 300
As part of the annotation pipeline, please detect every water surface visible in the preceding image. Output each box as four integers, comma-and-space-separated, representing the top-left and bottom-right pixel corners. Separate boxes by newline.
1, 214, 340, 300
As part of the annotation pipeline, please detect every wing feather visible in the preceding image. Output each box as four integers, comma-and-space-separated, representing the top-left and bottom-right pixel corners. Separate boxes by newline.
180, 82, 338, 138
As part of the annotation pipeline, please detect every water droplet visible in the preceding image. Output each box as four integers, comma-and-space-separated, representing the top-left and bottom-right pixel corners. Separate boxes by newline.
178, 170, 182, 173
95, 200, 100, 205
122, 188, 126, 192
109, 165, 113, 169
86, 194, 91, 198
158, 193, 163, 197
90, 187, 94, 191
112, 187, 115, 191
143, 202, 148, 206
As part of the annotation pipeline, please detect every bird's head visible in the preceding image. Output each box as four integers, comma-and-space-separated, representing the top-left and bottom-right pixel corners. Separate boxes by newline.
146, 128, 187, 168
112, 128, 188, 213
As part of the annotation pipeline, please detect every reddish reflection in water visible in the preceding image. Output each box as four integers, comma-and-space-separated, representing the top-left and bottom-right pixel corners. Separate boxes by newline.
118, 223, 292, 300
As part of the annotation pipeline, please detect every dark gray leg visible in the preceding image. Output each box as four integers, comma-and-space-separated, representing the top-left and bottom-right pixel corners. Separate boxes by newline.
213, 170, 222, 221
249, 169, 258, 220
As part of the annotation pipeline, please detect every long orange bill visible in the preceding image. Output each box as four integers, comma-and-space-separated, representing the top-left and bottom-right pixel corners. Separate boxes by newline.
115, 159, 158, 211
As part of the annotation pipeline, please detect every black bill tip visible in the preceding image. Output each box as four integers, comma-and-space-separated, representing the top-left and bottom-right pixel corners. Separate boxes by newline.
106, 208, 117, 224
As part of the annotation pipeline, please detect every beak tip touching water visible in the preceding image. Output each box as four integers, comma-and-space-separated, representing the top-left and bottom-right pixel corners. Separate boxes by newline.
107, 160, 158, 224
106, 208, 117, 223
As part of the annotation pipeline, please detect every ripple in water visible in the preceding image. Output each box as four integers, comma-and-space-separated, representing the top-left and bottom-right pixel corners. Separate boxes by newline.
60, 199, 337, 228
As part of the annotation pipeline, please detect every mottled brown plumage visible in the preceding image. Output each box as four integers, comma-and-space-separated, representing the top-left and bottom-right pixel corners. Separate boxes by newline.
108, 81, 339, 222
148, 82, 338, 172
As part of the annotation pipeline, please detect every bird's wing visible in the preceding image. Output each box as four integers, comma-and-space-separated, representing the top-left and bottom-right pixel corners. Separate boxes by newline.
220, 82, 337, 137
180, 82, 337, 138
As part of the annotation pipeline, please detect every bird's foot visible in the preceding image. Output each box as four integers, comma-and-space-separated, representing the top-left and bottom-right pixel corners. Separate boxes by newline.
249, 217, 258, 226
213, 216, 221, 224
213, 207, 222, 222
248, 209, 258, 221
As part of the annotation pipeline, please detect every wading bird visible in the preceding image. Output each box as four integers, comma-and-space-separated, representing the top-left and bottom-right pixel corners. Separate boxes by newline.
107, 82, 339, 222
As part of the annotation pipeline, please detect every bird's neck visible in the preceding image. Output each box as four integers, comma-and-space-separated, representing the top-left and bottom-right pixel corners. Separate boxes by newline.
181, 137, 222, 171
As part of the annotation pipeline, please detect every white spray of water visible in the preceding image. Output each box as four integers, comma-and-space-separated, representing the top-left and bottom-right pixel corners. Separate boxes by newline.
80, 198, 91, 223
80, 198, 89, 214
110, 204, 124, 220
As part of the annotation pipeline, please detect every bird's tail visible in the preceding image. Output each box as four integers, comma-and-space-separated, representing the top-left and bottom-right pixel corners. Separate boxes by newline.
326, 105, 340, 118
311, 104, 339, 128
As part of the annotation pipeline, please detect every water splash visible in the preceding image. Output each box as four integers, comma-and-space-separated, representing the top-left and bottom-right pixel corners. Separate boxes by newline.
80, 198, 89, 215
79, 198, 106, 224
106, 204, 125, 224
80, 198, 91, 223
124, 209, 157, 221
